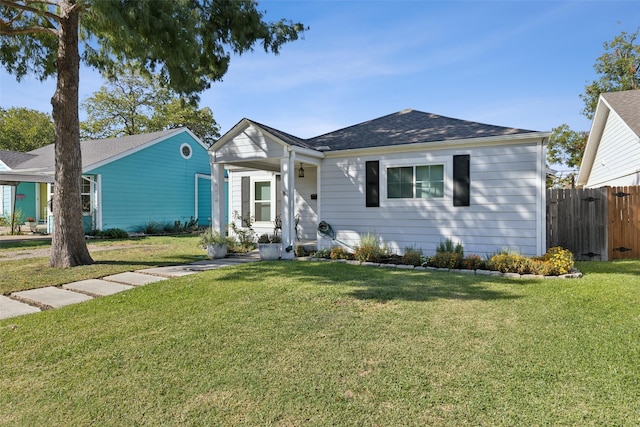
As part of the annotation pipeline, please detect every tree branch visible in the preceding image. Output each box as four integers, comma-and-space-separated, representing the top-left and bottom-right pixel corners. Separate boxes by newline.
0, 0, 61, 24
0, 25, 57, 35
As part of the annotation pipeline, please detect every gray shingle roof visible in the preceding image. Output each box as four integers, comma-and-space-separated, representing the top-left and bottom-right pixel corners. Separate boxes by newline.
10, 128, 183, 172
0, 150, 37, 169
248, 120, 317, 150
307, 109, 537, 151
602, 90, 640, 137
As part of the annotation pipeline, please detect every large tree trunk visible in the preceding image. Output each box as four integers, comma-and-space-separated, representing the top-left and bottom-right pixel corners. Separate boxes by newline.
50, 0, 93, 267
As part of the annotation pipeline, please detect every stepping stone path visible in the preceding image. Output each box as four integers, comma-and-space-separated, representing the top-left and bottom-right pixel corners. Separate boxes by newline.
0, 254, 260, 321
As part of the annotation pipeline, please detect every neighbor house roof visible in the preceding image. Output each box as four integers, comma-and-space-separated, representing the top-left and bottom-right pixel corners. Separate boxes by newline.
601, 90, 640, 137
577, 89, 640, 187
307, 109, 537, 151
0, 149, 37, 169
8, 128, 189, 173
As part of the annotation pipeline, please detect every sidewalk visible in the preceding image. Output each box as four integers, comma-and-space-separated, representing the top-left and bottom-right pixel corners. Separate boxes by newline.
0, 252, 260, 321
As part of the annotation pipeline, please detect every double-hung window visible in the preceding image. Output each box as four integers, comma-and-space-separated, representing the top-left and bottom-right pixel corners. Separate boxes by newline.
387, 164, 444, 199
253, 181, 272, 222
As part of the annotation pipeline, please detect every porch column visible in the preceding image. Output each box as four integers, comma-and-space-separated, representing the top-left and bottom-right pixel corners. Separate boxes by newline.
210, 159, 226, 236
280, 152, 295, 259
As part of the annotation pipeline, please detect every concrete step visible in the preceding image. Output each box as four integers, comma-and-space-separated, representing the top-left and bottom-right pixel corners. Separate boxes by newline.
63, 279, 134, 297
0, 295, 41, 320
102, 272, 168, 286
11, 286, 93, 309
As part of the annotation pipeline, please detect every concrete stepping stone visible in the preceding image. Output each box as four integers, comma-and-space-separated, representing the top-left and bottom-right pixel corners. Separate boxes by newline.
102, 272, 168, 286
63, 279, 134, 297
135, 266, 198, 277
12, 286, 93, 309
0, 295, 41, 319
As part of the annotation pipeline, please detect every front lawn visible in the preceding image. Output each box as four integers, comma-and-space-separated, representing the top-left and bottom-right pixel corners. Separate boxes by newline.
0, 235, 205, 294
1, 261, 639, 425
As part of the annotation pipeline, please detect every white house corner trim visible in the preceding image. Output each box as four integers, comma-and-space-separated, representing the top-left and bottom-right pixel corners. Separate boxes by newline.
537, 140, 546, 256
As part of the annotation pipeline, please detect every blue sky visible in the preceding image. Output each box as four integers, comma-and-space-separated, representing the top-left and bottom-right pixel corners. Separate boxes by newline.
0, 0, 638, 142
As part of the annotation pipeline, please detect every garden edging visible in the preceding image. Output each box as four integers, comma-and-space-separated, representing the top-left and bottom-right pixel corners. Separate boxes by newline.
297, 257, 583, 279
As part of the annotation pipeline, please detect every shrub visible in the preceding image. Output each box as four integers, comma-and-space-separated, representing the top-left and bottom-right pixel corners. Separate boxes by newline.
529, 259, 552, 276
462, 254, 482, 270
228, 211, 256, 252
402, 245, 423, 266
428, 238, 464, 269
541, 246, 574, 275
87, 228, 130, 239
330, 246, 352, 260
488, 253, 528, 273
136, 220, 164, 235
313, 248, 332, 259
258, 233, 282, 244
429, 251, 463, 269
354, 232, 387, 262
436, 238, 464, 257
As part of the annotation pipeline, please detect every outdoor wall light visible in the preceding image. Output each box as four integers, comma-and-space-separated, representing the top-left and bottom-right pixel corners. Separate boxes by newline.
298, 164, 305, 178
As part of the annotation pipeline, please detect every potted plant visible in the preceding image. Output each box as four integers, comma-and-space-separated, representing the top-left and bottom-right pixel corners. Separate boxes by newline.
199, 228, 233, 259
257, 233, 282, 260
25, 217, 37, 233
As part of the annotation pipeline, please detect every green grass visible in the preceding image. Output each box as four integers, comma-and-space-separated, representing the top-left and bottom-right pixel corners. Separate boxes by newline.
1, 260, 639, 425
0, 235, 205, 294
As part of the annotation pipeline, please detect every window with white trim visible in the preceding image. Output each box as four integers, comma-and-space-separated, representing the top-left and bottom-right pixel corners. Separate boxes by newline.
81, 177, 92, 213
387, 164, 444, 199
253, 180, 272, 222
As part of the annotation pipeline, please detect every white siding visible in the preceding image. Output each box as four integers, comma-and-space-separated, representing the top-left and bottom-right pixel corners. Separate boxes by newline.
216, 124, 285, 163
587, 112, 640, 187
318, 143, 543, 257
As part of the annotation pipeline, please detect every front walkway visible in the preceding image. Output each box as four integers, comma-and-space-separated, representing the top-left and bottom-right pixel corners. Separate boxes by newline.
0, 252, 260, 320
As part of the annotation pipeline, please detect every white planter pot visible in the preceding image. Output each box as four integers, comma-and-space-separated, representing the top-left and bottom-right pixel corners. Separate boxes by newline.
258, 243, 281, 260
206, 243, 227, 259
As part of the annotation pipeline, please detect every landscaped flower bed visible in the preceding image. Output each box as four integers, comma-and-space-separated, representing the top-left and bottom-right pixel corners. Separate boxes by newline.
306, 236, 581, 279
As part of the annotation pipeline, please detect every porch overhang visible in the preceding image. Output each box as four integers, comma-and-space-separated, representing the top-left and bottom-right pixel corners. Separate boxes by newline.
0, 171, 54, 186
210, 120, 324, 259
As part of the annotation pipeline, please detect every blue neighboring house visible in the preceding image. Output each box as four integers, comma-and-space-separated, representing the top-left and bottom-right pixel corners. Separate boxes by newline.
0, 128, 223, 233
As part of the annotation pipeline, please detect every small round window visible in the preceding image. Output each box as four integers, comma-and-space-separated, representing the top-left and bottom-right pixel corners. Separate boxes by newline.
180, 143, 192, 159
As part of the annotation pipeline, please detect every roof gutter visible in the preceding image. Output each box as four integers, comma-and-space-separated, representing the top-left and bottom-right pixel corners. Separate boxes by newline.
320, 131, 551, 158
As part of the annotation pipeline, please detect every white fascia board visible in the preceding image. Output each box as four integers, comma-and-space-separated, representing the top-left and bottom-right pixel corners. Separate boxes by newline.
83, 128, 189, 171
576, 98, 610, 187
320, 132, 551, 158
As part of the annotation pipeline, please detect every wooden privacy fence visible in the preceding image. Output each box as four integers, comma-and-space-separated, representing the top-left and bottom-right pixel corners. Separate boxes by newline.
547, 186, 640, 261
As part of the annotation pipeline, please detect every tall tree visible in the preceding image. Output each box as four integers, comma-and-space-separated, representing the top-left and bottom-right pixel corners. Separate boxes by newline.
580, 28, 640, 120
0, 0, 305, 267
547, 28, 640, 183
81, 69, 220, 145
0, 107, 54, 151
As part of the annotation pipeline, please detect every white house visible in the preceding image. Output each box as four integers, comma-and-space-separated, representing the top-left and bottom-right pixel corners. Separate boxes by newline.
577, 89, 640, 188
210, 109, 550, 259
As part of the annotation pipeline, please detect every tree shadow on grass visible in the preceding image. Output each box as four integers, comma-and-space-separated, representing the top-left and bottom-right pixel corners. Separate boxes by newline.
213, 261, 526, 303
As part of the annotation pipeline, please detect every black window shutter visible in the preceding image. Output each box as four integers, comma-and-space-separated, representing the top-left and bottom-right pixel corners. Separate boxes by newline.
365, 160, 379, 207
453, 155, 470, 207
241, 176, 250, 218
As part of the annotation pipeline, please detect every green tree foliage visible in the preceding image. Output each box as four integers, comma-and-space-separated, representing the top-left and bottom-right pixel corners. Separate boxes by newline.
0, 107, 54, 151
81, 68, 220, 146
0, 0, 305, 267
580, 28, 640, 120
547, 124, 588, 169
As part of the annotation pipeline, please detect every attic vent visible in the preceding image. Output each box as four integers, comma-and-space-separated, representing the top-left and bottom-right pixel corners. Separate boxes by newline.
180, 143, 192, 159
316, 146, 331, 151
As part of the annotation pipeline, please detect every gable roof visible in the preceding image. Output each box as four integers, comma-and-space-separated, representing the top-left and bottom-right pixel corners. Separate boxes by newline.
8, 128, 197, 173
0, 149, 37, 169
601, 90, 640, 137
217, 109, 543, 157
308, 109, 537, 151
577, 90, 640, 187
